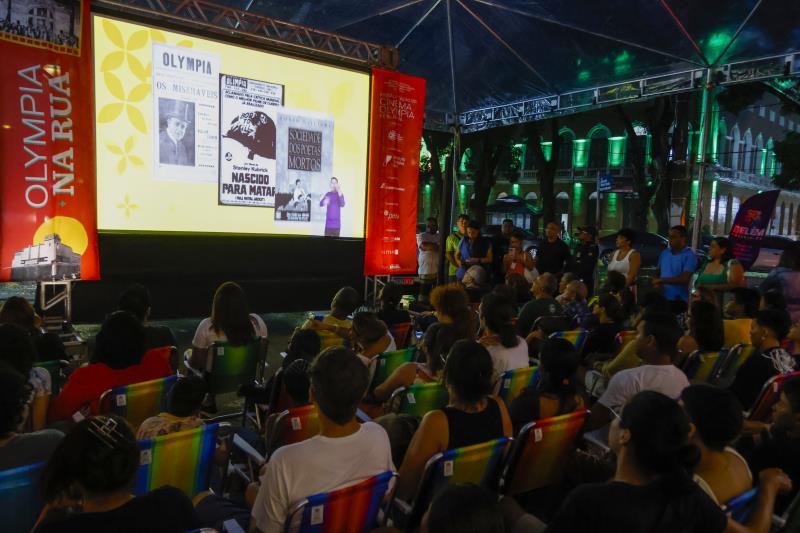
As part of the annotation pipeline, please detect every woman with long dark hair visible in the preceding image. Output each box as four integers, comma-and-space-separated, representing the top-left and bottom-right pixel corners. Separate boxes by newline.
695, 237, 745, 302
677, 300, 725, 363
478, 292, 528, 384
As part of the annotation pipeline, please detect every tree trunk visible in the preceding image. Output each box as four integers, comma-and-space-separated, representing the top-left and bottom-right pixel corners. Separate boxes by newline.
526, 119, 561, 227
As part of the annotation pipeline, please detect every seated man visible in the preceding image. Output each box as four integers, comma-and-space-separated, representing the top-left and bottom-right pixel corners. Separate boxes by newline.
118, 284, 177, 351
516, 273, 563, 338
304, 287, 361, 350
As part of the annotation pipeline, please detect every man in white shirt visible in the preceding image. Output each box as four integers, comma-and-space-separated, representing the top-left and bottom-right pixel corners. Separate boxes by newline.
585, 312, 689, 431
250, 347, 395, 533
417, 217, 441, 302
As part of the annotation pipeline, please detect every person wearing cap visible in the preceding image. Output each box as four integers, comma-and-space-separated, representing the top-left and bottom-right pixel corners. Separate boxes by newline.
455, 220, 493, 282
571, 226, 599, 296
607, 227, 641, 289
159, 100, 193, 166
534, 221, 571, 278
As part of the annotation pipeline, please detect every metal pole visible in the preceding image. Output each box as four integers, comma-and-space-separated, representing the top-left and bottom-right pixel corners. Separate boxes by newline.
595, 187, 601, 296
690, 70, 715, 250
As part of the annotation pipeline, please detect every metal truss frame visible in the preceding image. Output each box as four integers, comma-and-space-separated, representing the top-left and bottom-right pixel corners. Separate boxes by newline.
92, 0, 398, 69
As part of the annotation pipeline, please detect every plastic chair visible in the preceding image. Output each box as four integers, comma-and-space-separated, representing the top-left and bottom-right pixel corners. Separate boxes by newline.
681, 350, 725, 384
747, 371, 800, 421
712, 344, 756, 387
549, 329, 588, 352
499, 409, 589, 495
497, 366, 539, 406
268, 404, 320, 455
389, 382, 448, 417
724, 487, 757, 524
37, 359, 70, 395
369, 347, 416, 391
389, 323, 414, 349
99, 375, 178, 429
207, 337, 268, 395
283, 471, 395, 533
135, 422, 226, 497
0, 461, 45, 533
266, 368, 293, 419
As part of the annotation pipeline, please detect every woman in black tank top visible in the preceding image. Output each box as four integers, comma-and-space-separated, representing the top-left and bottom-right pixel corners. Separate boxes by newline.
395, 340, 512, 502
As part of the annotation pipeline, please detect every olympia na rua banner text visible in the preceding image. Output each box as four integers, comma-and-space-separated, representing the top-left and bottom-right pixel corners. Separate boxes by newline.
363, 68, 426, 276
0, 0, 99, 282
728, 189, 780, 271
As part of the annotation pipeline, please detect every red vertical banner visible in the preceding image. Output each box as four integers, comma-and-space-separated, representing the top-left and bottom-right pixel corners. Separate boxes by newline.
363, 68, 426, 275
0, 0, 99, 281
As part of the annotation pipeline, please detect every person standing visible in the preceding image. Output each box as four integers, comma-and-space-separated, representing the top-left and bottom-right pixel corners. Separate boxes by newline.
535, 221, 571, 277
607, 228, 641, 290
571, 226, 599, 296
455, 220, 493, 282
694, 236, 745, 306
320, 177, 345, 237
417, 217, 441, 302
445, 214, 469, 283
492, 218, 515, 280
503, 231, 535, 278
653, 225, 697, 315
760, 243, 800, 324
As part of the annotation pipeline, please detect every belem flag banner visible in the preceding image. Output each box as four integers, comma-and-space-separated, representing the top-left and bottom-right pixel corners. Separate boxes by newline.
728, 189, 781, 271
0, 0, 99, 281
363, 68, 426, 275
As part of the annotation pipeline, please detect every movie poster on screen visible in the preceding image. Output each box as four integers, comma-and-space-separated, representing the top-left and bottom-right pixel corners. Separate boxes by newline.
273, 109, 334, 227
152, 42, 220, 182
728, 189, 780, 271
218, 74, 283, 207
0, 0, 99, 281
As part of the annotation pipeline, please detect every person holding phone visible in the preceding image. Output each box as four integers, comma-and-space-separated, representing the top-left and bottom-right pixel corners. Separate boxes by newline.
503, 231, 534, 277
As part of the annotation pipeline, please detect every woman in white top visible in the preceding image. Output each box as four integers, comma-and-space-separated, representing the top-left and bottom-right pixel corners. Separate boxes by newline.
188, 282, 268, 374
477, 293, 529, 386
607, 228, 641, 288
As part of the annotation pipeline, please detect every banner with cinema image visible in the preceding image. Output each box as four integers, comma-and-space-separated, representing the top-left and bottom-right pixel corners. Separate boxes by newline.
0, 0, 99, 281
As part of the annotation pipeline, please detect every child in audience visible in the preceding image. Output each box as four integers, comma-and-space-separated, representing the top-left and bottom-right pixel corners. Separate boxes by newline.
376, 283, 411, 329
509, 338, 584, 433
681, 384, 752, 505
0, 363, 63, 470
724, 287, 760, 347
395, 340, 512, 502
0, 323, 51, 430
305, 286, 360, 349
478, 293, 529, 385
728, 308, 796, 410
34, 415, 198, 532
136, 375, 207, 439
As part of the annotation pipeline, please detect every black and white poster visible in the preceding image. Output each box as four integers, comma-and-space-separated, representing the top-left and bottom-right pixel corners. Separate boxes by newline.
218, 74, 284, 207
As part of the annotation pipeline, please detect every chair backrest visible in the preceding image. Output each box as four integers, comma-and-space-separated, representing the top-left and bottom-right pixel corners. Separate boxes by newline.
713, 344, 756, 387
724, 487, 757, 524
497, 366, 539, 406
208, 337, 267, 394
0, 461, 45, 533
135, 422, 223, 497
499, 409, 588, 495
99, 375, 178, 429
614, 330, 637, 350
266, 368, 294, 419
369, 347, 416, 390
748, 371, 800, 421
283, 471, 395, 533
532, 315, 572, 336
269, 404, 320, 455
681, 350, 725, 384
37, 359, 70, 395
389, 323, 414, 349
549, 329, 588, 352
390, 382, 449, 417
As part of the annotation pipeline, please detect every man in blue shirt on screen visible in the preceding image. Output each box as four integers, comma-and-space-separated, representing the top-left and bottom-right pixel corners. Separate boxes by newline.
320, 177, 345, 237
653, 225, 697, 314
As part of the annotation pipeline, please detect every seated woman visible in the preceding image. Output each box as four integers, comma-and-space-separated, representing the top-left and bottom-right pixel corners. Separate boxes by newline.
681, 384, 752, 505
556, 273, 579, 306
136, 375, 207, 440
508, 391, 792, 533
597, 271, 635, 322
581, 294, 624, 364
34, 416, 198, 532
373, 323, 459, 403
351, 312, 396, 371
509, 338, 584, 433
677, 300, 725, 366
0, 323, 51, 431
48, 311, 173, 423
0, 364, 63, 471
395, 340, 513, 502
478, 293, 529, 385
428, 284, 479, 341
376, 282, 411, 329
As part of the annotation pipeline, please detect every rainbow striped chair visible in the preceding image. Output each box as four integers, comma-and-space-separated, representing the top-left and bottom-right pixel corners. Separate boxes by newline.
499, 409, 588, 495
369, 347, 416, 391
268, 404, 320, 455
0, 461, 45, 533
724, 487, 757, 524
549, 329, 588, 352
389, 323, 414, 349
283, 471, 395, 533
747, 371, 800, 421
99, 375, 178, 429
712, 344, 757, 387
681, 350, 726, 384
135, 422, 226, 497
389, 382, 449, 418
207, 337, 267, 395
497, 366, 539, 406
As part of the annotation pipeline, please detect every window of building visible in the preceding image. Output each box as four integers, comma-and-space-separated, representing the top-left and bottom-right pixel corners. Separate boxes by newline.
588, 125, 611, 170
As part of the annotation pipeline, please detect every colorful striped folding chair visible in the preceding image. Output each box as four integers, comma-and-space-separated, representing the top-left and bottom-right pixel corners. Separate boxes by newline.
208, 337, 267, 395
369, 347, 416, 390
712, 344, 757, 387
549, 329, 588, 352
99, 375, 178, 429
499, 409, 588, 495
0, 461, 45, 533
497, 366, 539, 406
268, 404, 320, 455
681, 350, 725, 384
724, 487, 757, 523
389, 382, 449, 418
135, 422, 225, 497
37, 359, 70, 395
389, 323, 414, 349
283, 471, 395, 533
747, 371, 800, 421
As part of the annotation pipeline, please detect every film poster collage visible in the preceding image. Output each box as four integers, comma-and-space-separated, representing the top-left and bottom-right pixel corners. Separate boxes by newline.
152, 42, 344, 235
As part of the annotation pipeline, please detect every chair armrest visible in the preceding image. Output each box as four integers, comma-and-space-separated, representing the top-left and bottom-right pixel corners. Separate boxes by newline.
233, 433, 265, 465
582, 429, 611, 454
356, 408, 372, 423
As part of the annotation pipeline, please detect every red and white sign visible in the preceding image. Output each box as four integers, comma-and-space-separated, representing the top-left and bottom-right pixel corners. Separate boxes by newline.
0, 0, 99, 281
363, 68, 426, 275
